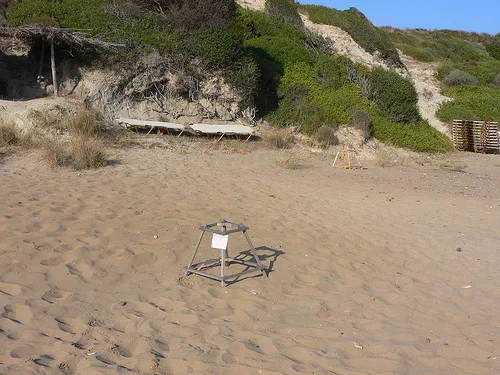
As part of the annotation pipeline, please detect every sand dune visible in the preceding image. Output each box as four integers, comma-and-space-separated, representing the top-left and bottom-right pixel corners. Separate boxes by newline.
0, 145, 499, 374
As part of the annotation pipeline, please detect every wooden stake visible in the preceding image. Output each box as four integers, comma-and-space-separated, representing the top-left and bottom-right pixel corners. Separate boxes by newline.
50, 39, 58, 97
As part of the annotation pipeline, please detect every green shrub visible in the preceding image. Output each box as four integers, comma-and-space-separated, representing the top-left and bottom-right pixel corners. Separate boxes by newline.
265, 128, 295, 148
23, 14, 59, 27
437, 86, 500, 122
370, 67, 420, 123
486, 37, 500, 60
372, 117, 453, 153
265, 0, 302, 26
268, 94, 326, 135
245, 36, 314, 71
225, 55, 260, 102
7, 0, 175, 51
302, 5, 402, 67
442, 69, 478, 86
191, 26, 244, 68
420, 38, 485, 62
394, 43, 436, 62
278, 61, 318, 93
268, 62, 374, 134
239, 7, 303, 41
488, 73, 500, 88
316, 55, 350, 89
385, 27, 491, 63
313, 125, 339, 148
144, 0, 237, 31
437, 61, 500, 86
352, 109, 372, 140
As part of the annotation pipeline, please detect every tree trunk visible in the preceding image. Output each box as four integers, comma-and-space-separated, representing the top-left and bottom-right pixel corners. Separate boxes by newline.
50, 39, 58, 97
37, 41, 45, 84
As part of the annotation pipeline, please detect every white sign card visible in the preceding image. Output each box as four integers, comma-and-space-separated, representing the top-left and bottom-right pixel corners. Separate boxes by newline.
212, 233, 229, 250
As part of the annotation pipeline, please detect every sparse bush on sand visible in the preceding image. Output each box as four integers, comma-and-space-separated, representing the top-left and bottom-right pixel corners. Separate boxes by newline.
313, 125, 339, 148
3, 108, 109, 169
373, 149, 394, 167
265, 128, 295, 149
0, 120, 19, 146
275, 149, 307, 169
39, 137, 69, 168
65, 109, 105, 137
70, 136, 108, 170
438, 160, 467, 171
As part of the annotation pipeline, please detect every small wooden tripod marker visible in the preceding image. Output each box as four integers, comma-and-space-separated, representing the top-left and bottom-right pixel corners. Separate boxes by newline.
184, 220, 268, 287
331, 146, 362, 169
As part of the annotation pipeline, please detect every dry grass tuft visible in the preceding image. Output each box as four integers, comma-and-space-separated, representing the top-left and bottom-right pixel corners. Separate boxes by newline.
2, 109, 109, 170
438, 160, 467, 171
0, 122, 19, 146
17, 128, 43, 149
373, 149, 395, 167
313, 125, 339, 149
265, 128, 295, 149
30, 108, 105, 137
275, 149, 308, 169
39, 138, 69, 168
70, 136, 107, 170
66, 110, 105, 137
220, 140, 251, 154
29, 109, 64, 130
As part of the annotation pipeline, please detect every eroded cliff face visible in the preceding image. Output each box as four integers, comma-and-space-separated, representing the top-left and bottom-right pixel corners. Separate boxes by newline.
0, 43, 255, 127
66, 52, 252, 124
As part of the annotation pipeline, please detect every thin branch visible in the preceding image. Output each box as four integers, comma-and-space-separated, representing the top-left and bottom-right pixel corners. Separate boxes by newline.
0, 26, 127, 50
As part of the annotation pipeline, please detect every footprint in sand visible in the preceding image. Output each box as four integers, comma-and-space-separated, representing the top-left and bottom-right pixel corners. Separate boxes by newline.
58, 361, 76, 375
2, 304, 33, 324
221, 351, 236, 364
55, 317, 86, 335
0, 282, 22, 296
41, 288, 70, 303
10, 345, 38, 359
33, 354, 55, 368
66, 260, 94, 278
40, 254, 75, 266
130, 251, 158, 267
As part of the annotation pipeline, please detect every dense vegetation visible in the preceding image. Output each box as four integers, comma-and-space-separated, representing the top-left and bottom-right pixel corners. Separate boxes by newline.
386, 27, 500, 123
437, 87, 500, 122
5, 0, 453, 152
240, 3, 450, 152
386, 28, 499, 63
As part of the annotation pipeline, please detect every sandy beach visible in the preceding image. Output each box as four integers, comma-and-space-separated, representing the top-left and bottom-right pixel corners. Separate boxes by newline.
0, 143, 499, 374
